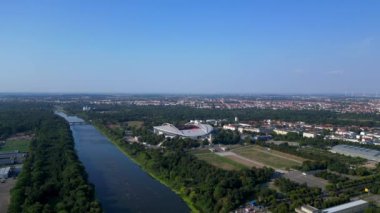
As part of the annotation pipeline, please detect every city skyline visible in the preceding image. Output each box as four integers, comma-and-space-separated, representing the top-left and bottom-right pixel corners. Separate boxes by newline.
1, 0, 379, 94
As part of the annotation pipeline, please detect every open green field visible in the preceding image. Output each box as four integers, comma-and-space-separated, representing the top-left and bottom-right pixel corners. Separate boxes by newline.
232, 145, 305, 169
195, 153, 247, 170
0, 139, 30, 152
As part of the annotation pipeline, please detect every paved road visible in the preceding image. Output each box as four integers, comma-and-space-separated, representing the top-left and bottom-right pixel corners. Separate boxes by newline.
284, 170, 328, 190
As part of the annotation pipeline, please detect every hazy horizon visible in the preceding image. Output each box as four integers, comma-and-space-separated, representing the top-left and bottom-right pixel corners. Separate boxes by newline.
1, 1, 379, 94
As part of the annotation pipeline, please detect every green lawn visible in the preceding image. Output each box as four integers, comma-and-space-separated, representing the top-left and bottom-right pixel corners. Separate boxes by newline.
232, 145, 303, 169
0, 139, 30, 152
195, 153, 247, 170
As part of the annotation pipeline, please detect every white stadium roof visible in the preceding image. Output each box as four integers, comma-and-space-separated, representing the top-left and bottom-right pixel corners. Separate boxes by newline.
154, 122, 213, 138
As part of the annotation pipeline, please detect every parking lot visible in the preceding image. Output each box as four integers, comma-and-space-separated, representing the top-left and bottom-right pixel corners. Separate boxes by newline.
284, 170, 328, 190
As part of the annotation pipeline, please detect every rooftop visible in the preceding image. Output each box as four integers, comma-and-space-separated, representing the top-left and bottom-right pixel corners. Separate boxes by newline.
331, 144, 380, 161
322, 200, 368, 213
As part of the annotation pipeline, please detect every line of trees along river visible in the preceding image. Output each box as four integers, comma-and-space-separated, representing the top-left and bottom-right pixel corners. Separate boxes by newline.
58, 112, 191, 213
7, 111, 101, 213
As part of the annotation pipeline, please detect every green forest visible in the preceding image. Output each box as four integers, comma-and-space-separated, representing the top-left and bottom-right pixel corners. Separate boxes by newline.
0, 103, 101, 213
65, 104, 380, 127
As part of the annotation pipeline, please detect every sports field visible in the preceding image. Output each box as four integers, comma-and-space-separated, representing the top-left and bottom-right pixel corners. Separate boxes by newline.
195, 153, 247, 170
0, 139, 30, 152
232, 145, 305, 169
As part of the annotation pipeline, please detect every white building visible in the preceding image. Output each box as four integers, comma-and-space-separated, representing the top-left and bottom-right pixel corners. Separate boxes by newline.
223, 124, 238, 131
303, 132, 316, 138
0, 167, 11, 179
274, 129, 289, 135
322, 200, 368, 213
296, 200, 368, 213
153, 121, 213, 140
238, 127, 260, 134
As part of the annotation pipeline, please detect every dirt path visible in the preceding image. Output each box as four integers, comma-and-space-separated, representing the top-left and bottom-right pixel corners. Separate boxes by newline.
0, 178, 16, 212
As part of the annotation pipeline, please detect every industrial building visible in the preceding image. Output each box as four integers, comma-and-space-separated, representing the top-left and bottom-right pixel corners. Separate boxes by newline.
322, 200, 368, 213
153, 121, 213, 140
0, 167, 11, 179
331, 145, 380, 162
0, 151, 27, 166
296, 200, 368, 213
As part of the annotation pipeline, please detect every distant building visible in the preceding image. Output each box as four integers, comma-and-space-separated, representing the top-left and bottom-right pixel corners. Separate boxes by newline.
223, 124, 238, 131
331, 145, 380, 162
303, 132, 316, 138
153, 121, 213, 140
295, 205, 319, 213
296, 200, 368, 213
322, 199, 368, 213
0, 151, 27, 166
0, 167, 11, 179
238, 127, 260, 133
274, 129, 289, 135
82, 106, 91, 111
254, 135, 273, 141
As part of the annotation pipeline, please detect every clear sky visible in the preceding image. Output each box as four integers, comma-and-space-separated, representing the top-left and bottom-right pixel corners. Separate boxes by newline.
0, 0, 379, 94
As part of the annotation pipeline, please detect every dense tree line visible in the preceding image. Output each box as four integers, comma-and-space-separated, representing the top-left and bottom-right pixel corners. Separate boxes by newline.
0, 103, 51, 140
65, 104, 380, 127
273, 178, 350, 212
314, 171, 349, 184
3, 106, 101, 212
213, 129, 241, 145
123, 143, 273, 212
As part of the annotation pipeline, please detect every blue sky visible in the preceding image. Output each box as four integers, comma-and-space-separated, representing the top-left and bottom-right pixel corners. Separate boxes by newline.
0, 0, 379, 94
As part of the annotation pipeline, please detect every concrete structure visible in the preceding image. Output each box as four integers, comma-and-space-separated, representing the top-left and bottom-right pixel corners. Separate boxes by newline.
331, 145, 380, 162
153, 121, 213, 140
322, 200, 368, 213
0, 167, 11, 179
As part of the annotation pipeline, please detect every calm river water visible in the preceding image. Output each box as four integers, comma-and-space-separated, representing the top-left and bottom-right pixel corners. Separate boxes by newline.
56, 112, 189, 213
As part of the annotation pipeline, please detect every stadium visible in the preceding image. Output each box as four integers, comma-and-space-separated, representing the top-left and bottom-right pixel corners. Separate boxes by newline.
153, 121, 213, 140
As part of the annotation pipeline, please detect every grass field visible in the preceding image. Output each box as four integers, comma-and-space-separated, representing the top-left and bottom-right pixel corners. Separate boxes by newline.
195, 153, 247, 170
232, 145, 305, 169
0, 139, 30, 152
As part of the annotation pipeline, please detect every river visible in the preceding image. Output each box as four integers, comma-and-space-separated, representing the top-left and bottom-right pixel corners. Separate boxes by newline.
56, 112, 189, 213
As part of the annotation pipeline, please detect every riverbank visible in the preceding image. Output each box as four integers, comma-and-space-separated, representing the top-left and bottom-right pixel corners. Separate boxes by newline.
91, 123, 199, 213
